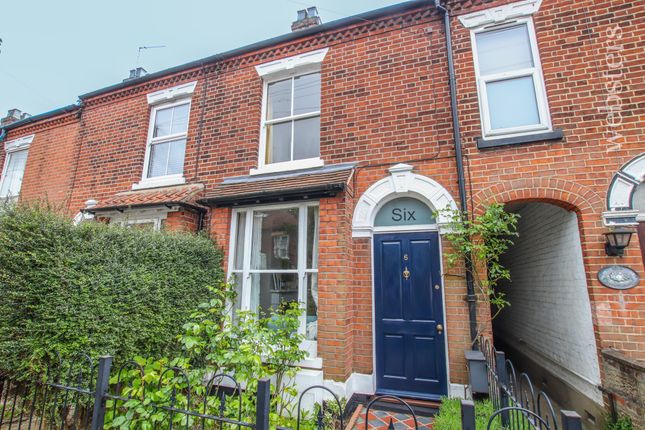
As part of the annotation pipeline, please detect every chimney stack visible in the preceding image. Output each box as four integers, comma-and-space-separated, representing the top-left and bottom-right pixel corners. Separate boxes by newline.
123, 67, 147, 82
1, 109, 30, 127
291, 7, 322, 32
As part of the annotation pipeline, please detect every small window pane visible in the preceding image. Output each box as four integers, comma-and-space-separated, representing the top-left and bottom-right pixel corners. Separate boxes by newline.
293, 117, 320, 160
267, 79, 292, 120
231, 273, 244, 320
294, 73, 321, 115
486, 76, 540, 130
147, 142, 170, 177
266, 122, 292, 164
250, 208, 299, 270
166, 139, 186, 175
633, 182, 645, 212
476, 25, 534, 75
306, 273, 318, 341
171, 103, 190, 134
306, 206, 319, 269
250, 273, 299, 316
0, 150, 28, 198
234, 212, 247, 270
153, 107, 173, 137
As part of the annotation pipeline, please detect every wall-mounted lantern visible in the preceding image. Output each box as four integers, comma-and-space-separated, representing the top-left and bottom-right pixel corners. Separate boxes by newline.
604, 228, 634, 257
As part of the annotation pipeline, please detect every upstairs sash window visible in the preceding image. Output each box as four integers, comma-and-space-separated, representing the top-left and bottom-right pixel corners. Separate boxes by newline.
145, 101, 190, 179
264, 73, 321, 165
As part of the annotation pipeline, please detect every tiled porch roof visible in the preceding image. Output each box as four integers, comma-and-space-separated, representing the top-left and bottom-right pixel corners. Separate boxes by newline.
200, 163, 356, 207
85, 183, 206, 213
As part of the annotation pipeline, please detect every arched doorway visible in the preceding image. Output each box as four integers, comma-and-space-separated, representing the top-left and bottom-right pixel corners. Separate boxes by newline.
352, 164, 458, 400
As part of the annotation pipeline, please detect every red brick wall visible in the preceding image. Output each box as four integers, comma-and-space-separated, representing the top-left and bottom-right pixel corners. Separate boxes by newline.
449, 0, 645, 364
164, 210, 200, 232
3, 0, 643, 385
3, 113, 80, 211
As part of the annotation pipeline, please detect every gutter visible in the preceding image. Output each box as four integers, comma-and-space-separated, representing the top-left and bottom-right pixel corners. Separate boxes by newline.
82, 201, 206, 215
0, 104, 80, 132
199, 183, 346, 208
434, 0, 479, 347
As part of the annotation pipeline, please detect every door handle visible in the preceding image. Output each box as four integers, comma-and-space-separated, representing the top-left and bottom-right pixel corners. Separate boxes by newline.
436, 324, 443, 334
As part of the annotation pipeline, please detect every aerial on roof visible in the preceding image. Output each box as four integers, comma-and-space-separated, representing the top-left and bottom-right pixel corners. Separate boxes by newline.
1, 1, 429, 133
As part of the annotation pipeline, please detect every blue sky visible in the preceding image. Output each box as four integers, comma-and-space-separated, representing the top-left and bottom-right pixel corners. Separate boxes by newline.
0, 0, 404, 118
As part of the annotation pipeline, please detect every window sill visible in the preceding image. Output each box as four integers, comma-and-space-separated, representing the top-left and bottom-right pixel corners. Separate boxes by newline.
477, 129, 564, 149
132, 175, 186, 190
250, 158, 324, 176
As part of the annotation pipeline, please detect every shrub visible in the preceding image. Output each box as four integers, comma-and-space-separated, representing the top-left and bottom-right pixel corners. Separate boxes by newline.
605, 415, 633, 430
0, 203, 225, 378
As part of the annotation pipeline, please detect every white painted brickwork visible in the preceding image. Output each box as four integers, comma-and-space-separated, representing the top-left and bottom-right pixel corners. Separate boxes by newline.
496, 203, 602, 402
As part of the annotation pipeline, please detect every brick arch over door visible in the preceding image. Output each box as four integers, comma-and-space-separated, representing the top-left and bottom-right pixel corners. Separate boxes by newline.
472, 177, 604, 217
471, 177, 610, 362
471, 177, 604, 293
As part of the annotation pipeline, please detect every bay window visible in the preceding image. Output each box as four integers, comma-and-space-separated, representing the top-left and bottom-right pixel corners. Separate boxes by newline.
471, 19, 552, 139
229, 202, 319, 356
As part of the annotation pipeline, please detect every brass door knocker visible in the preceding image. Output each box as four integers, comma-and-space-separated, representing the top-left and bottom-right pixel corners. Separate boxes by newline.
403, 266, 411, 280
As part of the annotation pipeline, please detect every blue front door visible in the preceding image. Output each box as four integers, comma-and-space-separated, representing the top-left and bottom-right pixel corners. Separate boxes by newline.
373, 232, 447, 399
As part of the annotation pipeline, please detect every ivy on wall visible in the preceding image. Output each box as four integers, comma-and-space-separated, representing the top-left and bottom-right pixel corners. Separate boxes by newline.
0, 203, 225, 378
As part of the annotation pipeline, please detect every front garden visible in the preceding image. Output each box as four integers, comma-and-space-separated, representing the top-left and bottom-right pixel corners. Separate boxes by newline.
0, 204, 323, 429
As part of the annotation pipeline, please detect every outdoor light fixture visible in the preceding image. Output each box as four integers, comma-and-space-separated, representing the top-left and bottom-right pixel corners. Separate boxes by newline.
604, 228, 634, 257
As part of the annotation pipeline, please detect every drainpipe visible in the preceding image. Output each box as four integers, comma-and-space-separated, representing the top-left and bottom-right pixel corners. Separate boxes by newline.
434, 0, 479, 347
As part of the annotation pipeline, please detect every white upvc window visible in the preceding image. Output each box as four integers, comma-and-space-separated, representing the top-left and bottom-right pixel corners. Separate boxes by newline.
253, 48, 328, 175
228, 202, 320, 357
142, 100, 190, 180
470, 18, 552, 139
0, 135, 33, 200
134, 81, 196, 190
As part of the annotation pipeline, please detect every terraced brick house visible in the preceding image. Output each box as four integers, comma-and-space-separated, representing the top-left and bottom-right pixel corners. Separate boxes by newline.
1, 1, 643, 427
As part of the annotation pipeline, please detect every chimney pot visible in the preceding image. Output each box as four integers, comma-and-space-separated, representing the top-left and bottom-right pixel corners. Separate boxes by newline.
291, 6, 322, 32
123, 67, 147, 82
1, 108, 29, 127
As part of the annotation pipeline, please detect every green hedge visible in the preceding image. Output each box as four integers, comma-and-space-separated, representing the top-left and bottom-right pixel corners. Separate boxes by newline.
0, 204, 224, 378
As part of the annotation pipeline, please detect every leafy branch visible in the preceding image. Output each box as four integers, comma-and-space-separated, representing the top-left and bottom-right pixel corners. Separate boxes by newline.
436, 203, 519, 320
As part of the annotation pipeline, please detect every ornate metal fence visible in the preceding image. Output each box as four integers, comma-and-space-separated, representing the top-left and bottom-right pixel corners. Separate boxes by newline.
460, 336, 583, 430
1, 354, 423, 430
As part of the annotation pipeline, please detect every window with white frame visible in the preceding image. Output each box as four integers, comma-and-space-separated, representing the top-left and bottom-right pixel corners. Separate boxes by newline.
229, 202, 319, 355
144, 100, 190, 179
253, 48, 328, 174
263, 73, 321, 165
471, 19, 551, 139
0, 135, 32, 200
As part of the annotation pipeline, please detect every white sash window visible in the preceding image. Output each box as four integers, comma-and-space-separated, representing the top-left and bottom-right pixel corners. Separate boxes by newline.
229, 202, 319, 357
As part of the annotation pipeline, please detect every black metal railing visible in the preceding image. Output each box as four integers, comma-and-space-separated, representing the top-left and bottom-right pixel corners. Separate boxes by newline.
460, 336, 583, 430
1, 354, 423, 430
